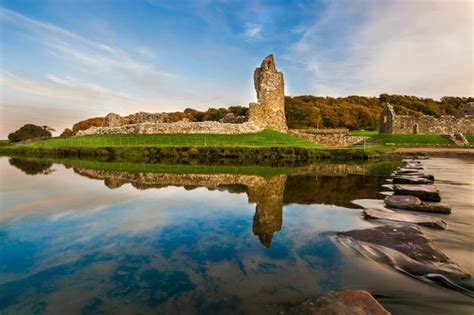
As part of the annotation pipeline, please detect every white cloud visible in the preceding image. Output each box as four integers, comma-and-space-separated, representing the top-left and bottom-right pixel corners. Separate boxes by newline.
289, 0, 473, 98
242, 23, 263, 41
0, 7, 174, 89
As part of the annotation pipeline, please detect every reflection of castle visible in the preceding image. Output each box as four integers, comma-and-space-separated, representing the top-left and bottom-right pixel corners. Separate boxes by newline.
249, 175, 285, 248
72, 162, 387, 248
73, 168, 286, 248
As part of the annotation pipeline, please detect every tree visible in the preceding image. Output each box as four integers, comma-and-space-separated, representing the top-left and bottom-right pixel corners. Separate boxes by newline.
8, 124, 52, 143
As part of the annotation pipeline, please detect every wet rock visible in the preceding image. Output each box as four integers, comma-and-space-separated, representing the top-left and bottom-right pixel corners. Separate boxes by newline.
394, 184, 441, 202
403, 164, 424, 170
285, 290, 390, 315
338, 225, 470, 280
384, 195, 450, 214
396, 168, 422, 174
417, 202, 452, 214
392, 176, 433, 185
363, 208, 447, 229
385, 195, 421, 209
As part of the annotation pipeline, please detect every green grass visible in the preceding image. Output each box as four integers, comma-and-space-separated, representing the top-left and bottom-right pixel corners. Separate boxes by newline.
466, 134, 474, 145
24, 130, 320, 149
350, 130, 456, 147
349, 130, 379, 137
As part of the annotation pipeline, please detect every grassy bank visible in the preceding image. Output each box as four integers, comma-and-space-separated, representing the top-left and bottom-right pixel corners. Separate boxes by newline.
0, 130, 387, 164
350, 130, 460, 147
27, 130, 319, 148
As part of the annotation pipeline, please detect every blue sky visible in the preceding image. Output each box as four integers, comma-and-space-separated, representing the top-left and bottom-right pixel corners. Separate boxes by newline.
0, 0, 472, 137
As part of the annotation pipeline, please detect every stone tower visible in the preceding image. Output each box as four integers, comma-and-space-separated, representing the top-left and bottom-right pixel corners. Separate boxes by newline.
379, 103, 396, 133
248, 54, 288, 132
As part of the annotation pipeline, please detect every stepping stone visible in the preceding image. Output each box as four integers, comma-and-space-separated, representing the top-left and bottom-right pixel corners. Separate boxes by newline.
394, 184, 441, 202
363, 208, 447, 229
396, 168, 424, 174
417, 201, 452, 214
403, 164, 424, 170
392, 171, 434, 181
385, 195, 450, 213
286, 290, 390, 315
385, 195, 422, 209
392, 176, 434, 185
338, 225, 470, 280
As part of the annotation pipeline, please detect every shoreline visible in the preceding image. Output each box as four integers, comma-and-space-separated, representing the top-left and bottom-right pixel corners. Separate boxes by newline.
386, 148, 474, 158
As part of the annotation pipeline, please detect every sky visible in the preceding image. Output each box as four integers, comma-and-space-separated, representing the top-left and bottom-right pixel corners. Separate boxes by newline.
0, 0, 472, 138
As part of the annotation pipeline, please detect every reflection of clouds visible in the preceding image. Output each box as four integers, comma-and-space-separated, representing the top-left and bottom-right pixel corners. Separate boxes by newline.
114, 187, 251, 234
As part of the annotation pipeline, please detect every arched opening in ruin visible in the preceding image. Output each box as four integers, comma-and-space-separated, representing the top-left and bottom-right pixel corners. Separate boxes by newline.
412, 123, 419, 134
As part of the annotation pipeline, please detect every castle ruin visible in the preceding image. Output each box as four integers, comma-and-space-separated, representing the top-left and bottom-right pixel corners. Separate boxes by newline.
248, 54, 288, 132
78, 54, 287, 136
379, 102, 474, 135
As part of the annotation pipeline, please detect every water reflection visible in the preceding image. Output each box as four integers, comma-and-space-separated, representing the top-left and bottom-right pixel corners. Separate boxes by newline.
8, 158, 54, 175
2, 158, 472, 314
71, 162, 391, 248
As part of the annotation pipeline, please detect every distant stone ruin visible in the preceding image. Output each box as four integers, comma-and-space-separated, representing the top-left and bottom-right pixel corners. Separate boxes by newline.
78, 54, 287, 136
248, 54, 288, 132
379, 102, 474, 135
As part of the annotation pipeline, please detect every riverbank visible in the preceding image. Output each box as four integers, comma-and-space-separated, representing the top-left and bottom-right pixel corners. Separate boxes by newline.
388, 148, 474, 158
0, 130, 390, 164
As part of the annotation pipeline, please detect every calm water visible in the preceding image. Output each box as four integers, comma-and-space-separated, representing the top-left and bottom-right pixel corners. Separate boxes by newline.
0, 157, 473, 314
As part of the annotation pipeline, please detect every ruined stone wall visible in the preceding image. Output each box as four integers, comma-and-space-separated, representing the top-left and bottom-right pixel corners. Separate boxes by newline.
287, 130, 368, 147
77, 120, 265, 136
103, 112, 171, 128
379, 102, 474, 135
248, 54, 288, 132
392, 115, 474, 134
79, 54, 288, 136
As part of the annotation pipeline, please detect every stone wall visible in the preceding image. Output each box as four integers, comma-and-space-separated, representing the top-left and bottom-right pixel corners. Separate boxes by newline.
288, 130, 368, 147
392, 115, 474, 134
78, 120, 264, 135
103, 112, 171, 127
247, 54, 288, 132
379, 103, 474, 135
79, 54, 288, 136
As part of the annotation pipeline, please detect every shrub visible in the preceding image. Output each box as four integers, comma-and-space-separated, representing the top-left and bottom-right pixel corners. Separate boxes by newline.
8, 124, 52, 142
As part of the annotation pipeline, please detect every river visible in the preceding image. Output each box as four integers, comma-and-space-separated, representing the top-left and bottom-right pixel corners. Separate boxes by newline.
0, 157, 472, 314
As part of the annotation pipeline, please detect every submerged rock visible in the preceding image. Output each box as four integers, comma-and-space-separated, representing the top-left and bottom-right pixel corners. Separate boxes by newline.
285, 290, 390, 315
363, 208, 447, 229
394, 184, 441, 202
384, 195, 451, 214
338, 225, 470, 280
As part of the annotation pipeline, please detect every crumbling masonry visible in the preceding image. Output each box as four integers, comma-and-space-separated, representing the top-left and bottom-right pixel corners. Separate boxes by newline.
379, 103, 474, 135
78, 54, 287, 136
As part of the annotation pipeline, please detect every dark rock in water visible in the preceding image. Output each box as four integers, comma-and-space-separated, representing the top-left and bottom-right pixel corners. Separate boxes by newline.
418, 202, 452, 214
396, 168, 421, 174
392, 176, 433, 185
394, 184, 441, 202
403, 159, 421, 165
392, 172, 435, 181
385, 195, 422, 209
404, 165, 424, 170
384, 195, 451, 214
285, 290, 390, 315
363, 208, 447, 229
338, 225, 470, 280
